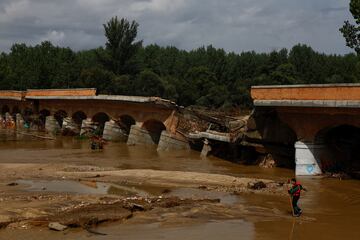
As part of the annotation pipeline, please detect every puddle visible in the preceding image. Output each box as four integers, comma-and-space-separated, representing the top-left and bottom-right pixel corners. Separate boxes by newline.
15, 180, 242, 204
16, 180, 150, 197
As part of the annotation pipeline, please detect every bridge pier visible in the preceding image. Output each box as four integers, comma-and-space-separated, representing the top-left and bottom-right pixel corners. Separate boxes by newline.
80, 118, 98, 136
295, 141, 323, 176
127, 125, 189, 150
157, 131, 190, 151
0, 115, 4, 129
102, 120, 128, 142
127, 125, 158, 145
62, 117, 81, 135
0, 113, 16, 129
16, 113, 24, 129
45, 116, 61, 134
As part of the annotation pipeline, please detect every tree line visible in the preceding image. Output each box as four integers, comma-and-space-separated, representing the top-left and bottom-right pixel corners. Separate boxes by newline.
0, 16, 359, 109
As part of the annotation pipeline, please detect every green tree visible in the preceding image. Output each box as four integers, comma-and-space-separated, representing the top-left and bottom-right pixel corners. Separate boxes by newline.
101, 17, 142, 75
340, 0, 360, 54
269, 63, 297, 84
133, 70, 165, 96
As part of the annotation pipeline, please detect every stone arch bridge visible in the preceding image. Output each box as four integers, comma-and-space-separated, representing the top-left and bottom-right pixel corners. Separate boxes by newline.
251, 84, 360, 176
0, 89, 189, 151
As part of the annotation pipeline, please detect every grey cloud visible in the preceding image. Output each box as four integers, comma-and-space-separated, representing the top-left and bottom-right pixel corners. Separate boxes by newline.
0, 0, 354, 54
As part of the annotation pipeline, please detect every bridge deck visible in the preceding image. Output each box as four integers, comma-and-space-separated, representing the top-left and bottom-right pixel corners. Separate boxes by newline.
251, 84, 360, 108
0, 89, 176, 107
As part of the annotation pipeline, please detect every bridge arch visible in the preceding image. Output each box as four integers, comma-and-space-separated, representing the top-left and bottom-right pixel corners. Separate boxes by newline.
315, 124, 360, 175
11, 106, 21, 120
92, 112, 110, 130
118, 115, 136, 135
12, 106, 20, 114
54, 110, 68, 128
39, 109, 50, 125
72, 111, 87, 125
1, 105, 10, 115
142, 119, 166, 144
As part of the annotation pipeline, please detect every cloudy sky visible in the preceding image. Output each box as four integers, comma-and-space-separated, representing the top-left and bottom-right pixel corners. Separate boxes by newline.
0, 0, 354, 54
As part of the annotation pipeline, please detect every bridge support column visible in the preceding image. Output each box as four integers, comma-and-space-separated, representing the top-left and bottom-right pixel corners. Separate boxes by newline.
80, 118, 98, 136
16, 113, 24, 129
157, 131, 190, 151
45, 116, 60, 134
62, 117, 81, 135
103, 120, 128, 142
0, 115, 4, 129
200, 139, 212, 157
127, 125, 158, 145
295, 141, 324, 176
4, 113, 14, 129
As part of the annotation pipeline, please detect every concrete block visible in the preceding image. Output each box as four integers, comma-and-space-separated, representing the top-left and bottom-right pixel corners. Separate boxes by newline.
295, 141, 323, 176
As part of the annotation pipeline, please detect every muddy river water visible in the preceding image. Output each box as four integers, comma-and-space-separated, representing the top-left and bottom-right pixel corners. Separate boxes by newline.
0, 131, 359, 239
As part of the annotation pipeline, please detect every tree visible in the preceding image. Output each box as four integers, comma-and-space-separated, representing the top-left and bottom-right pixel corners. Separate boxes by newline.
340, 0, 360, 54
269, 63, 297, 85
133, 70, 165, 97
101, 17, 142, 75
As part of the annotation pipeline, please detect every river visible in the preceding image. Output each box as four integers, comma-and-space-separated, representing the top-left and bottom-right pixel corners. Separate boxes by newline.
0, 130, 359, 239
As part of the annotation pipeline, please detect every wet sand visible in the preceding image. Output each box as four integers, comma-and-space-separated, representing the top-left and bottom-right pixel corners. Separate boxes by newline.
0, 131, 359, 239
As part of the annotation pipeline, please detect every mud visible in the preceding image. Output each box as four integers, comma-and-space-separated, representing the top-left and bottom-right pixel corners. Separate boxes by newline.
0, 131, 359, 239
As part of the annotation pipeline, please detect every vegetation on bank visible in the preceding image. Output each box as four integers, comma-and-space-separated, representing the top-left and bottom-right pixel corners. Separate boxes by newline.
1, 8, 360, 108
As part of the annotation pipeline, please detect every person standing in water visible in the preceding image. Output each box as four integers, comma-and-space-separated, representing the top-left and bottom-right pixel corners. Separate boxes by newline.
288, 178, 307, 217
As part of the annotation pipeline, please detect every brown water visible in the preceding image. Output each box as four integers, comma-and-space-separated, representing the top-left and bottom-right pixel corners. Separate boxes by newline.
0, 131, 359, 240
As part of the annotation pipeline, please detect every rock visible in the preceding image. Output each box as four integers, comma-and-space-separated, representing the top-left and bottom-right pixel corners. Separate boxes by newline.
125, 203, 145, 212
248, 181, 267, 190
48, 222, 68, 231
162, 189, 171, 194
7, 182, 18, 186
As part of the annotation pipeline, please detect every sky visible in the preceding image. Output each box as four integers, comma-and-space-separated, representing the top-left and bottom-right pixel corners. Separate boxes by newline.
0, 0, 355, 54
